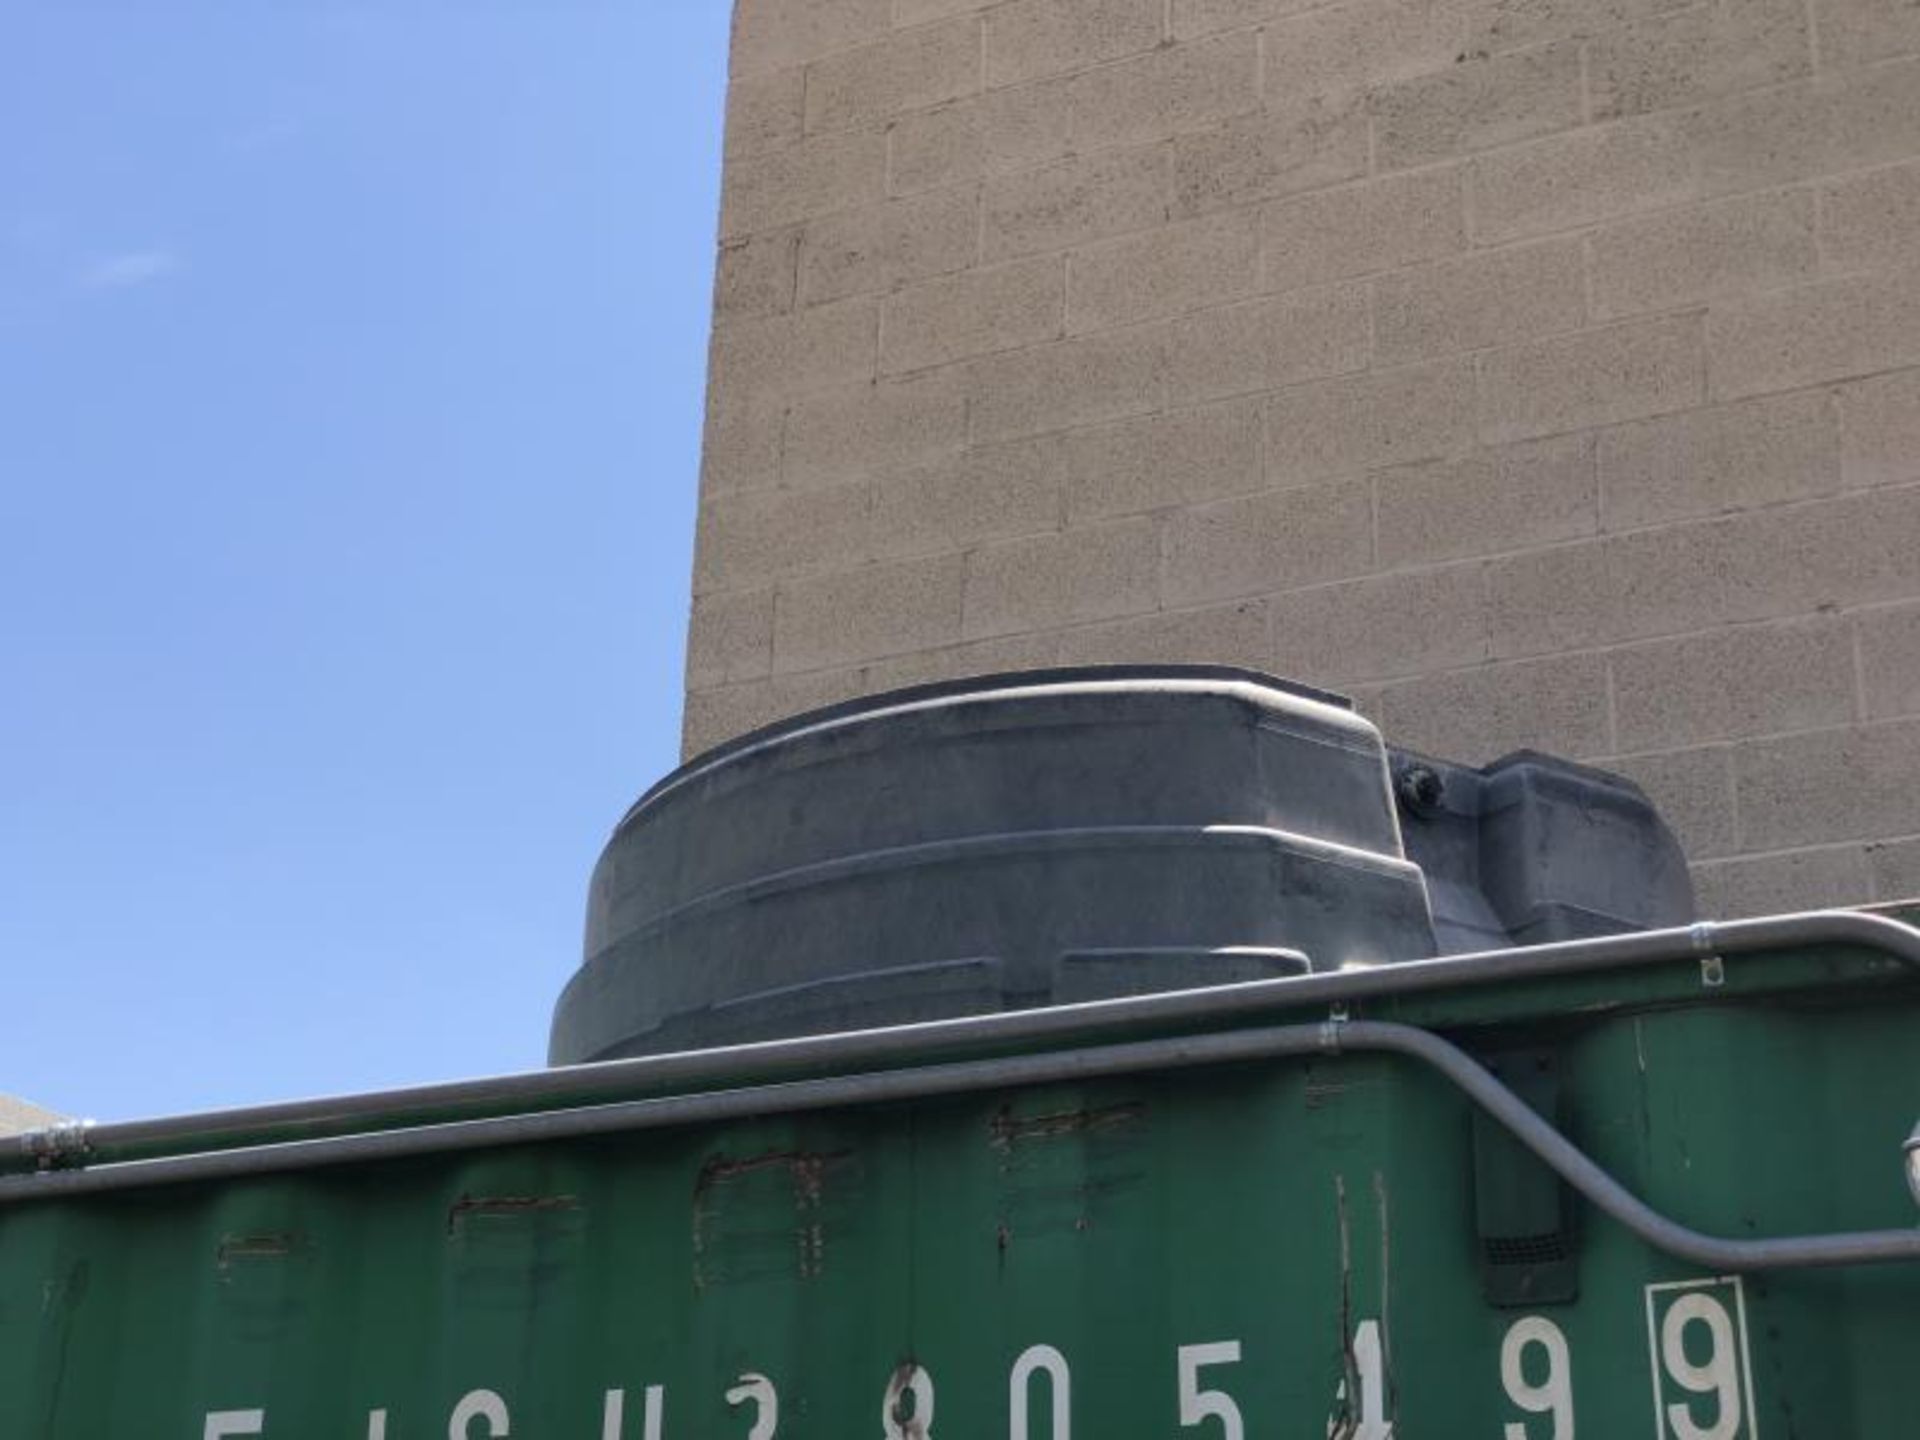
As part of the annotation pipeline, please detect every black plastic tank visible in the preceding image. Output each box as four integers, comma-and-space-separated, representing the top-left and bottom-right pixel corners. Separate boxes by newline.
549, 666, 1692, 1065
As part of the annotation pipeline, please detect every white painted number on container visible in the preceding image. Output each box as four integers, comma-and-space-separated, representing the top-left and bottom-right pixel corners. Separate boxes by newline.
884, 1364, 935, 1440
368, 1411, 388, 1440
603, 1386, 665, 1440
1178, 1342, 1244, 1440
1500, 1316, 1573, 1440
728, 1372, 779, 1440
205, 1413, 265, 1440
1348, 1319, 1394, 1440
450, 1389, 510, 1439
1009, 1344, 1070, 1440
1646, 1279, 1758, 1440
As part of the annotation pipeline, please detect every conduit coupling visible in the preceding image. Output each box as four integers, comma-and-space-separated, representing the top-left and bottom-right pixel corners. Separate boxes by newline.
27, 1121, 95, 1171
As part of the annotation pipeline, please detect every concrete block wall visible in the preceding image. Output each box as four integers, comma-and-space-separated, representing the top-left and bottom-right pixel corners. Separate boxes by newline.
686, 0, 1920, 916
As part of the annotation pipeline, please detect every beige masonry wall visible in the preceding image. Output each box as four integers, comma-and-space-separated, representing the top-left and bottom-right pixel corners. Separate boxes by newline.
685, 0, 1920, 917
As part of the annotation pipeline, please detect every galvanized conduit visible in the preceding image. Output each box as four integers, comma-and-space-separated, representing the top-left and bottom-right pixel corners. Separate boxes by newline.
4, 1015, 1918, 1272
12, 909, 1920, 1177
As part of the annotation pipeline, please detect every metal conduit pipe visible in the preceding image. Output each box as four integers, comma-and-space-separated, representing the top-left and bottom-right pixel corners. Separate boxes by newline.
5, 1016, 1919, 1273
12, 908, 1920, 1176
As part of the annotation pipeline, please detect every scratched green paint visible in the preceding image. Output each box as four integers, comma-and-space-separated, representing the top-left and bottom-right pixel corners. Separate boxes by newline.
2, 945, 1917, 1439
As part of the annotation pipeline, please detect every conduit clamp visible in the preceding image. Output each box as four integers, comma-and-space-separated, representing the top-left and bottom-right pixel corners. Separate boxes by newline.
1320, 1005, 1351, 1054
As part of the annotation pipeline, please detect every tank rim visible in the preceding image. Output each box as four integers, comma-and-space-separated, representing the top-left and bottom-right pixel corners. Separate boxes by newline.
629, 664, 1355, 830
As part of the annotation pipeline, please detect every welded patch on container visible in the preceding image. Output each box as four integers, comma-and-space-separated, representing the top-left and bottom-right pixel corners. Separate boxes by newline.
447, 1190, 589, 1313
1304, 1063, 1357, 1110
446, 1193, 581, 1235
692, 1148, 855, 1291
991, 1096, 1149, 1246
214, 1226, 318, 1339
988, 1100, 1145, 1149
216, 1232, 303, 1274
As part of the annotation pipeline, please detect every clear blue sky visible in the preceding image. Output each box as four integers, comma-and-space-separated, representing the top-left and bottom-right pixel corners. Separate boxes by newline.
1, 4, 729, 1120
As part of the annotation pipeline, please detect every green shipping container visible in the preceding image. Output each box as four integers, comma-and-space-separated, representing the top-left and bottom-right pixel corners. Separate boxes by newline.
3, 909, 1918, 1439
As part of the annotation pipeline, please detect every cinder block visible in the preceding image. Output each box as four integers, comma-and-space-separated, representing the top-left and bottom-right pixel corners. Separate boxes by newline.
887, 83, 1074, 196
1261, 0, 1468, 106
1868, 837, 1920, 903
1261, 168, 1468, 293
871, 433, 1069, 557
1165, 283, 1372, 405
694, 481, 873, 595
1065, 399, 1264, 521
1838, 367, 1920, 488
1602, 746, 1738, 860
1375, 432, 1597, 568
722, 128, 888, 238
1067, 208, 1260, 334
1469, 113, 1696, 244
1620, 488, 1920, 632
1162, 478, 1373, 606
1069, 32, 1259, 148
1372, 237, 1587, 366
1171, 100, 1370, 218
1589, 191, 1817, 320
1265, 359, 1478, 485
1813, 0, 1920, 71
879, 256, 1066, 374
1822, 160, 1920, 275
967, 325, 1168, 442
783, 371, 969, 488
686, 587, 776, 690
1494, 486, 1920, 656
1610, 616, 1856, 752
1693, 845, 1873, 917
700, 390, 787, 495
715, 228, 802, 320
1708, 264, 1920, 400
732, 0, 892, 78
1635, 485, 1920, 641
1857, 600, 1920, 719
799, 185, 978, 306
1456, 0, 1669, 54
1479, 314, 1704, 444
1588, 0, 1811, 122
983, 143, 1170, 261
895, 0, 1001, 26
1684, 59, 1920, 199
725, 69, 805, 158
1483, 540, 1620, 658
1372, 42, 1583, 173
682, 668, 870, 759
773, 553, 967, 672
861, 632, 1064, 691
804, 17, 981, 134
1172, 0, 1322, 39
1270, 562, 1491, 684
984, 0, 1165, 88
1054, 598, 1272, 668
1598, 389, 1841, 531
962, 519, 1161, 638
1734, 718, 1920, 848
710, 297, 880, 400
1375, 652, 1615, 764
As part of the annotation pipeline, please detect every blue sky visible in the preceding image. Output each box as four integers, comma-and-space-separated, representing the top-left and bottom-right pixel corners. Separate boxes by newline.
0, 4, 729, 1119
